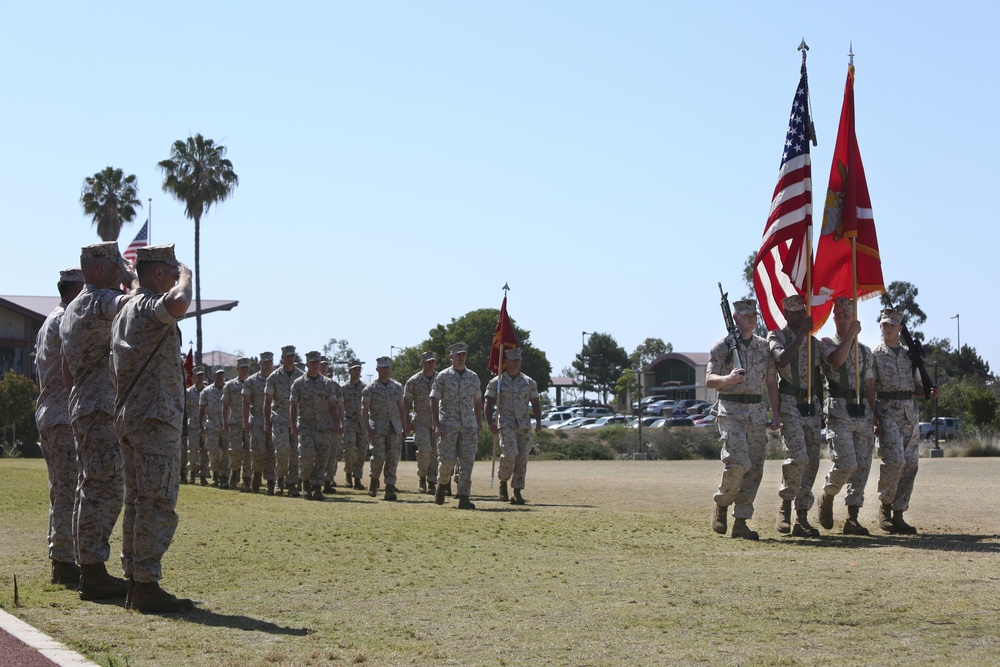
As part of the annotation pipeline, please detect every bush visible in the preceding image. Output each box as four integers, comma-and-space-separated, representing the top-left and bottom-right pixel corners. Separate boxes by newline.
957, 427, 1000, 457
647, 427, 722, 461
0, 372, 40, 458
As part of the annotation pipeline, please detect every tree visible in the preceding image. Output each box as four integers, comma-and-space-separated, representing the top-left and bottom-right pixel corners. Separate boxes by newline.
159, 134, 239, 366
321, 339, 358, 382
629, 337, 672, 370
572, 333, 628, 404
741, 251, 768, 337
80, 166, 142, 241
0, 372, 40, 457
392, 308, 552, 394
879, 280, 927, 341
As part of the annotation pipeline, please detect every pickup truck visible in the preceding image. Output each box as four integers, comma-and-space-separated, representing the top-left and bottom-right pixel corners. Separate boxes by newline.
919, 417, 961, 441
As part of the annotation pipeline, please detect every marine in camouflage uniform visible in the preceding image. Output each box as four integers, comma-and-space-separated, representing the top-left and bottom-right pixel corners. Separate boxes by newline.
110, 244, 194, 613
341, 360, 368, 490
817, 298, 877, 536
224, 358, 252, 492
34, 268, 84, 586
186, 368, 208, 484
60, 241, 133, 600
404, 351, 439, 494
872, 309, 936, 535
707, 298, 780, 540
362, 356, 408, 501
320, 358, 345, 494
199, 369, 229, 488
485, 348, 542, 505
431, 343, 483, 510
242, 351, 274, 493
265, 345, 304, 496
290, 351, 342, 500
766, 294, 823, 537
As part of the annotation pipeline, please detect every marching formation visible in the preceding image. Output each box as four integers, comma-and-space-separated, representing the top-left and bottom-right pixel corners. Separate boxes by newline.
34, 240, 544, 613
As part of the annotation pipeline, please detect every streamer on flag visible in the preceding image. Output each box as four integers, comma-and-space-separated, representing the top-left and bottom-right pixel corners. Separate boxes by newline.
753, 56, 815, 332
184, 349, 194, 388
810, 61, 884, 331
488, 295, 518, 375
123, 218, 149, 267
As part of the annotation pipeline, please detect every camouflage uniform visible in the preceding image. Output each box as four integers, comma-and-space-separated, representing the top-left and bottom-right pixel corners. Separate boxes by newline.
35, 301, 77, 564
322, 380, 344, 486
224, 376, 250, 480
404, 369, 439, 485
341, 378, 369, 483
768, 327, 824, 511
872, 342, 922, 512
708, 334, 774, 520
486, 371, 539, 490
266, 366, 304, 485
363, 378, 405, 488
110, 287, 185, 584
242, 367, 273, 479
820, 336, 875, 507
185, 383, 208, 479
200, 382, 228, 482
290, 373, 339, 488
431, 367, 481, 497
60, 284, 126, 566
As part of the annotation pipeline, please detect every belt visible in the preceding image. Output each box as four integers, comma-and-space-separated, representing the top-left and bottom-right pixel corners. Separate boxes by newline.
828, 388, 866, 400
877, 391, 913, 400
778, 382, 814, 400
719, 393, 762, 405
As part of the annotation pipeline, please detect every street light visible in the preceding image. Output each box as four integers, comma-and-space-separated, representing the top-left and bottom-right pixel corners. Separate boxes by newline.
390, 345, 401, 359
581, 331, 592, 414
950, 314, 960, 375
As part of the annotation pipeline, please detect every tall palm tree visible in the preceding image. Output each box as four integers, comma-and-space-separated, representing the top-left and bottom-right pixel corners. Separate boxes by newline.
80, 167, 142, 241
158, 134, 239, 366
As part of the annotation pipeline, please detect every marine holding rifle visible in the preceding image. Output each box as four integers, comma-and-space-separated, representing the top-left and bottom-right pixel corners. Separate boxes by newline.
707, 295, 781, 540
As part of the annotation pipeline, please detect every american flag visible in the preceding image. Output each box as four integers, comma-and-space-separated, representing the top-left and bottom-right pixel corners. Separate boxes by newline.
123, 218, 149, 266
753, 58, 815, 332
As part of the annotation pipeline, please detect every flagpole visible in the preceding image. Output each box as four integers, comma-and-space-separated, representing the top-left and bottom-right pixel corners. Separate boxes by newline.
800, 38, 814, 405
148, 198, 152, 244
852, 238, 861, 406
490, 283, 510, 490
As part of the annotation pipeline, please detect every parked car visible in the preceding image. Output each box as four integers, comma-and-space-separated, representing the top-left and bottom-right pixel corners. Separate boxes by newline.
570, 406, 614, 417
919, 417, 961, 441
541, 411, 577, 428
629, 416, 663, 429
552, 417, 599, 430
664, 414, 696, 427
644, 400, 677, 416
580, 415, 631, 430
693, 414, 717, 427
649, 418, 668, 428
631, 395, 669, 414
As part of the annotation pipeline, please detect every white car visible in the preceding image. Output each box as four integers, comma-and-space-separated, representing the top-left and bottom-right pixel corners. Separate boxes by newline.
579, 415, 630, 430
541, 411, 577, 428
552, 417, 598, 430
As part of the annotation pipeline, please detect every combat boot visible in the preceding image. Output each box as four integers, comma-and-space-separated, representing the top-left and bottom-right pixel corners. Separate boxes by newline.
211, 471, 220, 487
444, 482, 453, 497
819, 492, 835, 530
353, 477, 366, 491
266, 479, 275, 496
311, 488, 325, 501
711, 505, 728, 535
130, 581, 194, 614
302, 480, 312, 495
51, 560, 80, 587
512, 488, 525, 505
179, 472, 188, 485
200, 475, 209, 486
843, 505, 870, 536
791, 509, 821, 538
427, 481, 437, 496
241, 477, 251, 493
323, 482, 335, 494
346, 473, 353, 487
457, 495, 476, 510
252, 472, 262, 493
891, 511, 918, 535
499, 480, 509, 502
78, 562, 128, 600
434, 482, 446, 505
368, 479, 379, 498
276, 477, 285, 496
776, 498, 792, 534
288, 482, 300, 498
878, 504, 894, 532
731, 518, 759, 541
419, 477, 427, 494
229, 471, 241, 490
384, 484, 398, 501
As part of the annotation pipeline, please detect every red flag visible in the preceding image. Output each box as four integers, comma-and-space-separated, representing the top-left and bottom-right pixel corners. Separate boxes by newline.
754, 57, 814, 331
184, 349, 194, 388
811, 63, 885, 331
488, 296, 518, 375
123, 218, 149, 266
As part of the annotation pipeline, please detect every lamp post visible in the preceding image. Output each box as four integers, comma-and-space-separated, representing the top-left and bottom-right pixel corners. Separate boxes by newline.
390, 345, 401, 359
950, 314, 960, 376
581, 331, 592, 416
635, 367, 643, 457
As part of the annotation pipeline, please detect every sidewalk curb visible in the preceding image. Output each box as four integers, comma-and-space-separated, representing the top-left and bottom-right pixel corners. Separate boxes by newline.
0, 608, 100, 667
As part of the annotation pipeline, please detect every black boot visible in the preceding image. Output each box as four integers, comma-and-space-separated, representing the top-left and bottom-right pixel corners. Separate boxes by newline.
791, 509, 821, 537
434, 482, 446, 505
499, 480, 509, 502
51, 560, 80, 587
731, 518, 759, 540
130, 581, 194, 614
891, 511, 918, 535
368, 479, 379, 498
323, 482, 336, 494
200, 475, 209, 486
384, 484, 398, 501
78, 562, 128, 600
511, 488, 525, 505
843, 505, 870, 536
427, 481, 437, 496
276, 477, 285, 496
354, 477, 366, 491
457, 495, 476, 510
252, 472, 262, 493
419, 477, 427, 494
266, 479, 275, 496
240, 477, 251, 493
288, 481, 300, 498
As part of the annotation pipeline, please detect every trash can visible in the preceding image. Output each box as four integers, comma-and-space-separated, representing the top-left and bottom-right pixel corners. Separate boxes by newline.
403, 437, 417, 461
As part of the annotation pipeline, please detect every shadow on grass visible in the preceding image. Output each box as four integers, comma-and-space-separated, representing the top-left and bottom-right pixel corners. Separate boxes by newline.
171, 606, 311, 635
774, 532, 1000, 553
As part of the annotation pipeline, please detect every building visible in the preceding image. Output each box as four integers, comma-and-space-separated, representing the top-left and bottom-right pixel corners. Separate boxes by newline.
641, 352, 718, 404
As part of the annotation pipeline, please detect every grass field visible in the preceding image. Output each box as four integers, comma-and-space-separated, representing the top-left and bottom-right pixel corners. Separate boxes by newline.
1, 456, 998, 666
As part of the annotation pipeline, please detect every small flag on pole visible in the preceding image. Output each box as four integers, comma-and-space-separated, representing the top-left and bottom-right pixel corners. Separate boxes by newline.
123, 218, 149, 267
184, 349, 194, 388
488, 295, 518, 375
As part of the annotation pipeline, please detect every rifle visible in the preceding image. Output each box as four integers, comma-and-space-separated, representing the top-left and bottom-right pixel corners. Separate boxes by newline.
886, 301, 936, 399
718, 283, 742, 370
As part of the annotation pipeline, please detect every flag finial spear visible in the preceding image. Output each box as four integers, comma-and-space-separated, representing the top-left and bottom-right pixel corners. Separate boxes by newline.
798, 38, 809, 63
502, 282, 510, 294
848, 41, 854, 67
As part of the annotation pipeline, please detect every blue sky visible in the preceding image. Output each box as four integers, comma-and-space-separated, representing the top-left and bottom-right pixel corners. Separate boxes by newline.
2, 2, 995, 381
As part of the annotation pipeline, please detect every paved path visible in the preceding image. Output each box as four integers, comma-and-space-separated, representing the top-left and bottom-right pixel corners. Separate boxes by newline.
0, 609, 98, 667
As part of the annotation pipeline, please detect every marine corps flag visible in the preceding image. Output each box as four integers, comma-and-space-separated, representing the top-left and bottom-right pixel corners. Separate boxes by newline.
811, 59, 885, 331
488, 294, 518, 375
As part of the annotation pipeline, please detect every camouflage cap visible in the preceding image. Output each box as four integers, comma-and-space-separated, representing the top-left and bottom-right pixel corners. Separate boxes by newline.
135, 243, 180, 267
420, 351, 436, 362
213, 367, 226, 375
59, 268, 84, 283
281, 345, 296, 356
879, 309, 903, 325
833, 297, 855, 316
237, 357, 250, 368
305, 351, 322, 363
193, 366, 205, 376
376, 356, 392, 368
781, 294, 806, 312
259, 352, 274, 362
348, 359, 363, 369
450, 342, 468, 354
504, 348, 522, 361
80, 242, 125, 265
733, 299, 757, 316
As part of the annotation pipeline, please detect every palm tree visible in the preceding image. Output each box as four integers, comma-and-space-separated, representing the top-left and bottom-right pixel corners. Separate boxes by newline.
158, 134, 239, 366
80, 167, 142, 241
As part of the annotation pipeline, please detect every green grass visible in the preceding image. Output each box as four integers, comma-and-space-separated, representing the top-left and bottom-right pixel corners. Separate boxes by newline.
2, 457, 999, 666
